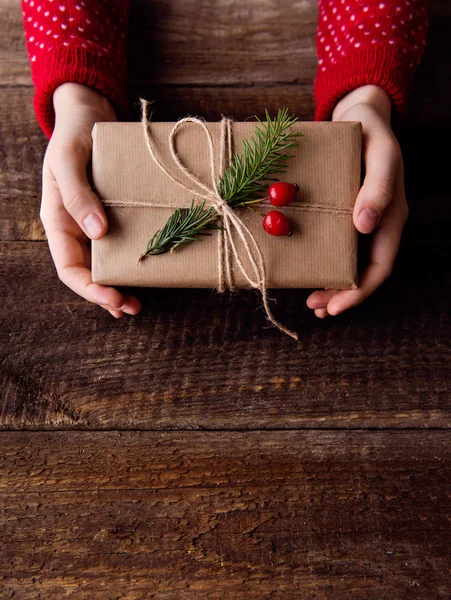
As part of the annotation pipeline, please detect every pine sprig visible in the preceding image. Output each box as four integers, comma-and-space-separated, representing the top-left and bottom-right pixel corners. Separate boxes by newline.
137, 200, 220, 262
218, 108, 303, 207
139, 109, 302, 259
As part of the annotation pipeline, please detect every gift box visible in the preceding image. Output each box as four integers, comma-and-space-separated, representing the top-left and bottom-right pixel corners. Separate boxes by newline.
91, 118, 362, 290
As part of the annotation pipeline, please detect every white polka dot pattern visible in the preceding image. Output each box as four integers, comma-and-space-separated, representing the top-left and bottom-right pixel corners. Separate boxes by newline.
316, 0, 427, 73
21, 0, 428, 130
22, 0, 128, 64
315, 0, 428, 119
21, 0, 130, 137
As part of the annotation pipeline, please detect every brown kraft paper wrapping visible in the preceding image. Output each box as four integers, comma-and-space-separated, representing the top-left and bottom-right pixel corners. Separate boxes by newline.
91, 120, 362, 289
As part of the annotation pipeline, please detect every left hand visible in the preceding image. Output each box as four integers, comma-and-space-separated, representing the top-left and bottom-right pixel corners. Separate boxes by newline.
306, 85, 409, 318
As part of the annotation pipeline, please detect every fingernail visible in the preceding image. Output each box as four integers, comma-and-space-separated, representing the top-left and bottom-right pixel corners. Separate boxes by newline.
357, 208, 379, 233
83, 213, 104, 239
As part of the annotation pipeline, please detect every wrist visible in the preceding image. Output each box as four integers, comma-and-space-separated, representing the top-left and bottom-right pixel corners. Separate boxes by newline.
332, 85, 392, 122
53, 83, 116, 121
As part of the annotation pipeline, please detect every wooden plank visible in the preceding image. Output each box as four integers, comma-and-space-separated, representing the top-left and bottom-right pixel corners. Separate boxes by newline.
127, 0, 318, 85
0, 87, 46, 242
407, 13, 451, 123
127, 83, 316, 122
0, 0, 32, 86
0, 226, 449, 430
0, 0, 318, 86
0, 431, 450, 597
3, 0, 451, 127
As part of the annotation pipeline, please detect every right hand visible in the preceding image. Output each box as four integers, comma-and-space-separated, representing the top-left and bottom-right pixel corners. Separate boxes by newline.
41, 83, 141, 318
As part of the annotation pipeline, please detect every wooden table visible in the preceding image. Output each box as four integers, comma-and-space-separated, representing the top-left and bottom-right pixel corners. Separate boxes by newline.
1, 0, 450, 597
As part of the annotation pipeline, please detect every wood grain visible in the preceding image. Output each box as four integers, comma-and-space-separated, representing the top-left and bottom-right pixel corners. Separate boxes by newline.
0, 1, 449, 431
407, 11, 451, 123
127, 83, 316, 122
0, 87, 46, 242
1, 0, 450, 596
0, 0, 32, 86
0, 0, 318, 86
1, 430, 450, 598
0, 223, 449, 430
2, 0, 451, 123
128, 0, 318, 85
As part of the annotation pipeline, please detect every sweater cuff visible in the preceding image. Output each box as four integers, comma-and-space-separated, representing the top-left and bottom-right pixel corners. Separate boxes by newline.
32, 47, 129, 138
313, 46, 418, 122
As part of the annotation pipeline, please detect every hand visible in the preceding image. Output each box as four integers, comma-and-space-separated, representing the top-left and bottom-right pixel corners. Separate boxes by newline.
307, 85, 408, 318
40, 83, 141, 318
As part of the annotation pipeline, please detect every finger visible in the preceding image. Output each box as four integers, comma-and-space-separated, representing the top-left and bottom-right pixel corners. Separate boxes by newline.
354, 132, 401, 234
58, 250, 126, 307
51, 146, 108, 240
42, 177, 143, 314
121, 294, 142, 315
55, 235, 142, 313
42, 182, 124, 308
101, 305, 125, 318
306, 289, 338, 310
58, 251, 142, 314
314, 308, 329, 319
328, 172, 407, 315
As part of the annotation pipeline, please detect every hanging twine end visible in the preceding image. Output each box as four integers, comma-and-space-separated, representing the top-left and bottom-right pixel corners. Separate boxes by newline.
265, 315, 298, 341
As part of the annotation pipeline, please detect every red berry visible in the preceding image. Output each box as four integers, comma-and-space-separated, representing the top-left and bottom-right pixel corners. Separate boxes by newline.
267, 182, 299, 207
262, 210, 293, 236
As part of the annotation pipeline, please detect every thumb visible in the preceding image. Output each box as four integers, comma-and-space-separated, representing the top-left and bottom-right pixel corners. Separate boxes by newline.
354, 133, 401, 234
53, 147, 107, 240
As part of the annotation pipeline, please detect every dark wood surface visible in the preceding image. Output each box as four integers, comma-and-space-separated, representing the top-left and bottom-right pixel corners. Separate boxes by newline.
1, 431, 450, 599
0, 0, 450, 597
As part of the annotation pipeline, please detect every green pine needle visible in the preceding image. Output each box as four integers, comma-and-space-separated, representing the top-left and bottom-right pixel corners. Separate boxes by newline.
218, 107, 303, 206
139, 108, 302, 258
138, 200, 220, 262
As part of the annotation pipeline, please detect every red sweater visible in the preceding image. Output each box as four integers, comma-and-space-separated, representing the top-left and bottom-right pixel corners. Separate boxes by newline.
22, 0, 427, 138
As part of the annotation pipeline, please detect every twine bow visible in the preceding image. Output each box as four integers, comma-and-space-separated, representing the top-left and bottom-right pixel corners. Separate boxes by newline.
139, 99, 298, 340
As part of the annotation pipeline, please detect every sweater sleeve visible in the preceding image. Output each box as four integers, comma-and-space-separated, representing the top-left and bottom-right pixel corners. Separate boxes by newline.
314, 0, 428, 121
21, 0, 130, 138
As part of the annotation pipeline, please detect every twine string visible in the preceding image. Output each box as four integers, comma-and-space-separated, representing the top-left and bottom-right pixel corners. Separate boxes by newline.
218, 116, 234, 290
